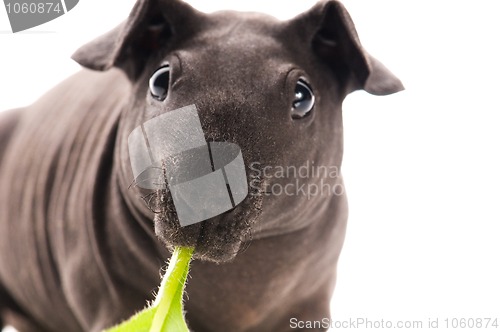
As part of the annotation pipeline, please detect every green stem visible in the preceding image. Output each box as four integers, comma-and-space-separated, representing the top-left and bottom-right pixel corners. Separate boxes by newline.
150, 246, 194, 332
102, 246, 194, 332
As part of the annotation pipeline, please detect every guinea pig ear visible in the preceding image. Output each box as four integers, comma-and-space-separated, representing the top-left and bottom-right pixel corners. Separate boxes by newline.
298, 0, 404, 95
71, 0, 200, 80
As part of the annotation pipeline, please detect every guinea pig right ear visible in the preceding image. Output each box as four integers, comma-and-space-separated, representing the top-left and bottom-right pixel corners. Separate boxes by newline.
71, 0, 200, 80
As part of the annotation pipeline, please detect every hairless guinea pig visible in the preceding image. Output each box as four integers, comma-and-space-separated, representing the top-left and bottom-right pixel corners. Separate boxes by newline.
0, 0, 403, 331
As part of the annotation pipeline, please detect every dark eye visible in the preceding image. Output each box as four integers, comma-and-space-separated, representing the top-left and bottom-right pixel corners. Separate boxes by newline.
291, 79, 315, 119
149, 65, 170, 101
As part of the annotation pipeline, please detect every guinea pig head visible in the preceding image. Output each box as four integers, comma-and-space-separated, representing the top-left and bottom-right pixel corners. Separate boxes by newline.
72, 0, 403, 262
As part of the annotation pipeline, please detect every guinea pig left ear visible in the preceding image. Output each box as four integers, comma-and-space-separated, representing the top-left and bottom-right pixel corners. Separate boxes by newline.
71, 0, 200, 80
294, 0, 404, 96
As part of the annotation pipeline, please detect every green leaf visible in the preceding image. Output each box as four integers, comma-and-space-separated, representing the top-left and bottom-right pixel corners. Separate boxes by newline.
104, 246, 194, 332
104, 306, 158, 332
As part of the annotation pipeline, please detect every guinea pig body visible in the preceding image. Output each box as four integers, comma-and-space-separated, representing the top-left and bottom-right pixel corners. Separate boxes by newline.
0, 1, 402, 331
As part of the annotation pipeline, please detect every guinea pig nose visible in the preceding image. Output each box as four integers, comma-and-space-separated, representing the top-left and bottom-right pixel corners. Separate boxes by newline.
149, 64, 170, 101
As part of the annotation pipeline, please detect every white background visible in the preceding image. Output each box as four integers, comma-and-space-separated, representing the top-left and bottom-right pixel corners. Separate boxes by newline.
1, 1, 499, 332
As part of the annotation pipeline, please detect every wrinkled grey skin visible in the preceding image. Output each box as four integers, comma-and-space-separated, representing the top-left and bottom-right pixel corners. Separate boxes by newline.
0, 0, 403, 331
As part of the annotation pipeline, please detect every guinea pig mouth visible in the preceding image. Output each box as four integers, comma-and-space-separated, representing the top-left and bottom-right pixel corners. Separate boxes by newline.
152, 187, 263, 263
